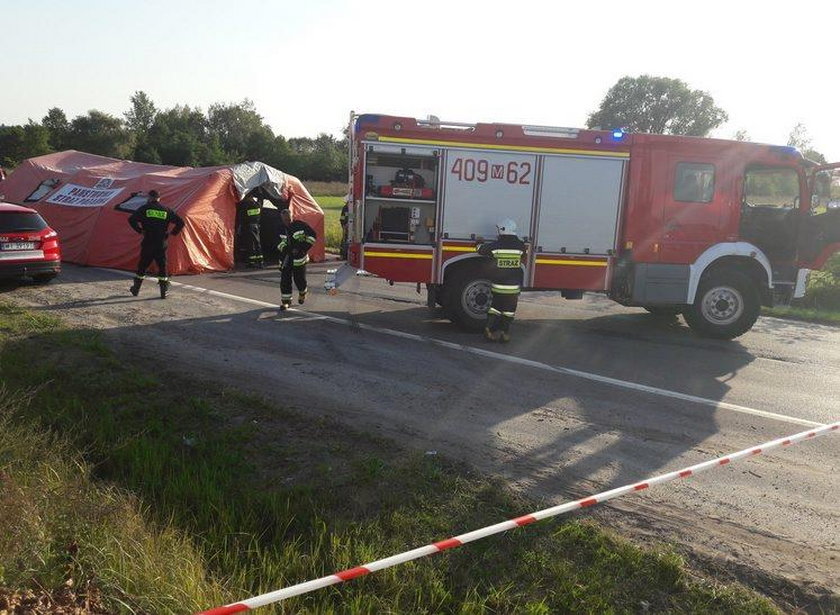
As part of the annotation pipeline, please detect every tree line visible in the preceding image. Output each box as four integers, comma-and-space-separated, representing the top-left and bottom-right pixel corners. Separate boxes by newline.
0, 92, 347, 181
0, 77, 829, 181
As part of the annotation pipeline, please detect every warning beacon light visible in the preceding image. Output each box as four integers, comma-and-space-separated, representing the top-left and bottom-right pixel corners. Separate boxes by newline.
611, 129, 625, 141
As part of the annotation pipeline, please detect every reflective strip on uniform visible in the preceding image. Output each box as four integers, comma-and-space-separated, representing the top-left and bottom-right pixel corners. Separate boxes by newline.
487, 307, 502, 316
158, 276, 170, 282
304, 235, 316, 244
278, 240, 287, 251
292, 230, 306, 240
491, 284, 521, 295
246, 208, 260, 217
281, 294, 293, 300
293, 255, 309, 267
502, 311, 516, 318
146, 209, 168, 220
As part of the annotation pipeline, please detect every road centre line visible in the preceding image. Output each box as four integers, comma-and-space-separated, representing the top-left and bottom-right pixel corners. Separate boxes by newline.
112, 272, 824, 429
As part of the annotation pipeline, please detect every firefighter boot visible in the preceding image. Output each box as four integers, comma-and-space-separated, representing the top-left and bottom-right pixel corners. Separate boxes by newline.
484, 313, 501, 342
298, 289, 308, 305
280, 295, 292, 311
159, 279, 170, 299
499, 315, 513, 343
129, 277, 143, 296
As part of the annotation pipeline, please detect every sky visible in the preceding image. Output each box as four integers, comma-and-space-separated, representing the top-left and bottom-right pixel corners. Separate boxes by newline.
2, 0, 839, 160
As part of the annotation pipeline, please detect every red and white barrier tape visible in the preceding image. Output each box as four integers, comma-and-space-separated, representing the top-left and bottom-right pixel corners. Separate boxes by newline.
197, 421, 839, 614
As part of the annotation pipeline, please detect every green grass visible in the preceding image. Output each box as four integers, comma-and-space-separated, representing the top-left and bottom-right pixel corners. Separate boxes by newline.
0, 301, 787, 614
315, 195, 345, 253
762, 305, 840, 325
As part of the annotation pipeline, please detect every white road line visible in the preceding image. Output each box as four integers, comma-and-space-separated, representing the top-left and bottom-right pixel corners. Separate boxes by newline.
105, 269, 824, 428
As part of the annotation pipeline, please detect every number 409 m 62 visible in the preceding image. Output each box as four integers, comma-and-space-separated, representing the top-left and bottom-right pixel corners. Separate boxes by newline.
450, 157, 532, 185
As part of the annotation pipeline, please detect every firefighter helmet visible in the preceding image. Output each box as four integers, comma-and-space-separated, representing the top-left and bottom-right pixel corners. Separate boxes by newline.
497, 218, 517, 236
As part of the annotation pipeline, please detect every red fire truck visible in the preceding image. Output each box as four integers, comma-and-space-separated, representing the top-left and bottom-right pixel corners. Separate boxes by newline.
345, 113, 840, 339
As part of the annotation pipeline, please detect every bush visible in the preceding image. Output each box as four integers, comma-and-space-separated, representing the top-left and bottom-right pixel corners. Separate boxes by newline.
798, 253, 840, 310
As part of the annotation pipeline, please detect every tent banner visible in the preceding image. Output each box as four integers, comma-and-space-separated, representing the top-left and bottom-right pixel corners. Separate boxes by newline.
45, 183, 125, 207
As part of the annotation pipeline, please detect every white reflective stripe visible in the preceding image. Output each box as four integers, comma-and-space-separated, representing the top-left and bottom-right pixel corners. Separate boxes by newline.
293, 256, 309, 266
487, 307, 502, 315
281, 294, 293, 300
502, 311, 516, 317
491, 249, 524, 257
304, 236, 316, 244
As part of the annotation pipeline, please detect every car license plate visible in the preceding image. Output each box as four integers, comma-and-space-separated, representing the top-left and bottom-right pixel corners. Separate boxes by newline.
1, 242, 36, 251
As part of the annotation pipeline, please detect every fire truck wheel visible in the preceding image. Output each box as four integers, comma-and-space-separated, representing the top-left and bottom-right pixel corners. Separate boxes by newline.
444, 265, 494, 331
683, 269, 760, 339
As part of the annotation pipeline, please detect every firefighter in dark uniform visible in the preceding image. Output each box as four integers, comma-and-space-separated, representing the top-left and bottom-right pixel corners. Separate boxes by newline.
128, 190, 185, 298
476, 218, 526, 342
239, 193, 263, 268
277, 208, 317, 310
339, 197, 349, 260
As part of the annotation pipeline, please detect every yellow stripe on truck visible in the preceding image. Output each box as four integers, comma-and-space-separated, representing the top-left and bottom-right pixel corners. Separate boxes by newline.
364, 251, 433, 260
535, 259, 608, 267
442, 246, 476, 252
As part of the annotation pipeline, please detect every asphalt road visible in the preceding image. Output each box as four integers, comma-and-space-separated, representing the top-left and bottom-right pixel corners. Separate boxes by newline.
7, 261, 839, 603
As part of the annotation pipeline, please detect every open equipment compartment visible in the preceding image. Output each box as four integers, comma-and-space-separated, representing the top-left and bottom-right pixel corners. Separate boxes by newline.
362, 143, 439, 245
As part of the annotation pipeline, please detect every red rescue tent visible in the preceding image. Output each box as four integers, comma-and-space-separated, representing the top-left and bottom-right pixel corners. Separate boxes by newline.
0, 151, 325, 274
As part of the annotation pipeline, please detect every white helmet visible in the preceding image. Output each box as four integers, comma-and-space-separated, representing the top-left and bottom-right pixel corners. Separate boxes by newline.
497, 218, 518, 236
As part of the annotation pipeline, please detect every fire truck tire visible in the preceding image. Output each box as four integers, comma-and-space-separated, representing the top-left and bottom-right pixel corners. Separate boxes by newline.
444, 265, 494, 331
683, 269, 760, 339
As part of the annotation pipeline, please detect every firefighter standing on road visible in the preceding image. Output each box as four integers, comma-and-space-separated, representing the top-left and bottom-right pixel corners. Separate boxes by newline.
239, 193, 264, 268
476, 219, 526, 342
339, 196, 350, 260
278, 208, 317, 310
128, 190, 185, 299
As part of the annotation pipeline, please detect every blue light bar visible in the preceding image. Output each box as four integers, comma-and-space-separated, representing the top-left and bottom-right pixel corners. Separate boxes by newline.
612, 129, 625, 141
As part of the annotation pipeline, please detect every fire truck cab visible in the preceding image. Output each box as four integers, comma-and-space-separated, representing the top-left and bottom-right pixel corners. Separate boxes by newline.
346, 113, 840, 339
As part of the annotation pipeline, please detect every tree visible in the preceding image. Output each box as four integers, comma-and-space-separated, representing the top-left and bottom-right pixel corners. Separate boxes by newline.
147, 105, 226, 167
787, 123, 826, 164
587, 75, 728, 137
733, 129, 750, 142
66, 110, 133, 159
42, 107, 69, 150
124, 91, 158, 134
0, 121, 52, 167
208, 99, 275, 161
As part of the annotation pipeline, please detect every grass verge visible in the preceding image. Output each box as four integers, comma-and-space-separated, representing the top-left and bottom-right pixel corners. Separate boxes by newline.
762, 305, 840, 326
314, 195, 344, 253
0, 301, 784, 614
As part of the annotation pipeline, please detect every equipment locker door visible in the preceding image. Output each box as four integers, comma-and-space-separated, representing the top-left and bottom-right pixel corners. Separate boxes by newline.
441, 150, 536, 240
535, 155, 625, 255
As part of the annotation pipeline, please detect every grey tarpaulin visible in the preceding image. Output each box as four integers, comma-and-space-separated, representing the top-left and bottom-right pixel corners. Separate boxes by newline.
231, 161, 287, 201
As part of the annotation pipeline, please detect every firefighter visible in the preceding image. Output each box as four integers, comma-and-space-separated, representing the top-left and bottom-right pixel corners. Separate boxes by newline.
277, 208, 317, 310
339, 196, 350, 260
128, 190, 185, 299
239, 193, 264, 268
476, 218, 526, 342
